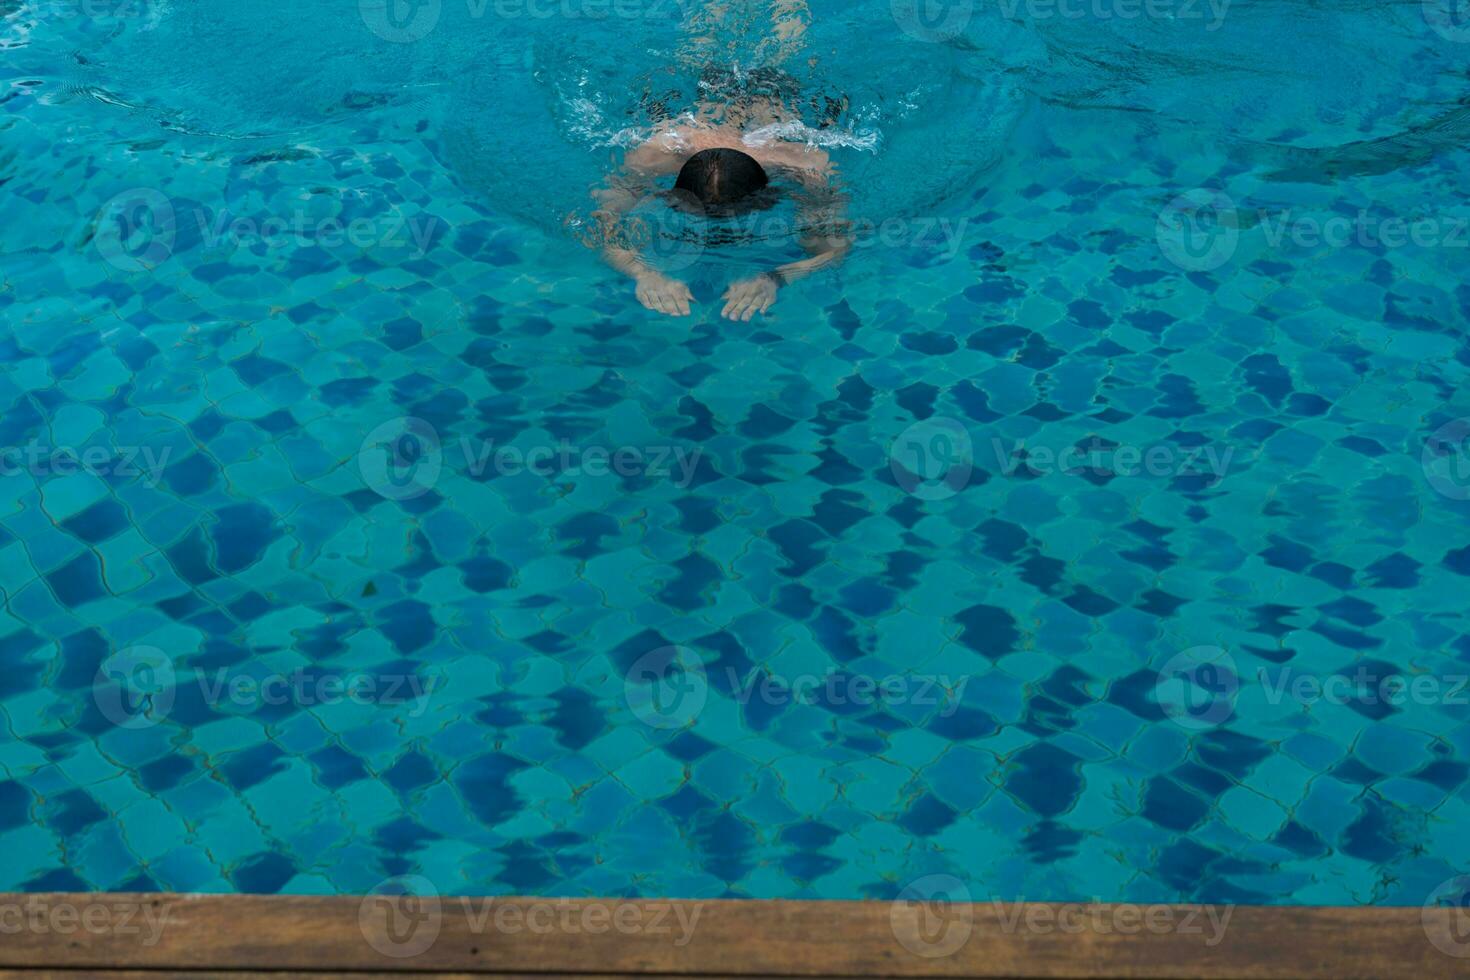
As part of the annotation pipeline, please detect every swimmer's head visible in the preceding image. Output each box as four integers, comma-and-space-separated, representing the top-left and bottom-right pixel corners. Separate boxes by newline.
671, 148, 776, 216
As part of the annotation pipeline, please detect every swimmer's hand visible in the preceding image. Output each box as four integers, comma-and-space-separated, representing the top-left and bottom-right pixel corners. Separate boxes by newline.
721, 274, 779, 321
635, 271, 695, 317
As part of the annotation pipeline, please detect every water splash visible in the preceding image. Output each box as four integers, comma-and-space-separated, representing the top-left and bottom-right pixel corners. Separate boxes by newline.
740, 119, 882, 153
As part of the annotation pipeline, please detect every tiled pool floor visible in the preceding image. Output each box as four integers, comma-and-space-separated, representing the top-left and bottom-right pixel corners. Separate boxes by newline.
1, 1, 1469, 906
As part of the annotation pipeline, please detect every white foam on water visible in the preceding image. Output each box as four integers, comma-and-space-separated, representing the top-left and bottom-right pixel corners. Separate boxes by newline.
562, 96, 650, 149
741, 119, 882, 153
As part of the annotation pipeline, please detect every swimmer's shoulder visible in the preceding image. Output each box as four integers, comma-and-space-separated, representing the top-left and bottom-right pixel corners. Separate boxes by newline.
621, 124, 831, 179
623, 132, 689, 175
751, 141, 833, 184
623, 124, 739, 174
759, 142, 829, 168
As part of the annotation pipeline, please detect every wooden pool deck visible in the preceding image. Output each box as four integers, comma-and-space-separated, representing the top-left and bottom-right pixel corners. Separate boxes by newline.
0, 892, 1463, 978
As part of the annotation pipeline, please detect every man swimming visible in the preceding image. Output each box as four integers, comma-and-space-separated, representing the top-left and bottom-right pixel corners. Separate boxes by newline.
588, 2, 851, 320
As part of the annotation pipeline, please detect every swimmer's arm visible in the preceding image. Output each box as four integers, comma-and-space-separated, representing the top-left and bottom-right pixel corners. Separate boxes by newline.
591, 182, 650, 279
591, 142, 696, 316
771, 160, 853, 284
722, 172, 850, 320
775, 222, 851, 282
720, 227, 847, 319
590, 143, 681, 279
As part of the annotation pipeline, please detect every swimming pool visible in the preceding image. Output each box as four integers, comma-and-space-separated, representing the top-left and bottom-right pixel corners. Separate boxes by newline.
1, 0, 1469, 910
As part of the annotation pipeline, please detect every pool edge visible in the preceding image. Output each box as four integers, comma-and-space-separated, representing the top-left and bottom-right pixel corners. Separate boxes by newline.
0, 892, 1460, 977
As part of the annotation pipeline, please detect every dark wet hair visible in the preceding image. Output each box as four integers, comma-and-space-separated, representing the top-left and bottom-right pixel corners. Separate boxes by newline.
673, 148, 773, 214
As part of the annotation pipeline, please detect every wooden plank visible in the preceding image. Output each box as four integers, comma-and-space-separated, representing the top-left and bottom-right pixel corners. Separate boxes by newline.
0, 976, 965, 980
0, 975, 900, 980
0, 892, 1462, 978
0, 975, 950, 980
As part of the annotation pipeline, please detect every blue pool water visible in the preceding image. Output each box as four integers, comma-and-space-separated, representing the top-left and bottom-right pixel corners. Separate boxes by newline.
2, 0, 1469, 907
